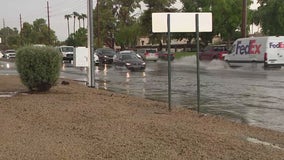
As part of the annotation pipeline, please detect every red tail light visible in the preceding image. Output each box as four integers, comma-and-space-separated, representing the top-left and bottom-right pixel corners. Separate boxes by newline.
144, 52, 149, 56
264, 52, 267, 61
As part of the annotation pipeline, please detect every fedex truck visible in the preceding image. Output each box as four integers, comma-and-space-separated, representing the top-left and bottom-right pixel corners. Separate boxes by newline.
224, 36, 284, 68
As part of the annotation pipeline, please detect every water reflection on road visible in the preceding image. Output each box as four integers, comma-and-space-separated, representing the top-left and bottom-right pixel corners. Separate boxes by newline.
1, 58, 284, 132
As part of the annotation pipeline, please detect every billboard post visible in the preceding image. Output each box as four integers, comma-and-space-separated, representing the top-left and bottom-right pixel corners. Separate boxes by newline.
152, 12, 212, 112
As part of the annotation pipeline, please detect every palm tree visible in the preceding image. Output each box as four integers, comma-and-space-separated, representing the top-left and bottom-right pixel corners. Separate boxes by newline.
77, 15, 83, 28
81, 14, 87, 28
64, 14, 72, 36
72, 12, 79, 33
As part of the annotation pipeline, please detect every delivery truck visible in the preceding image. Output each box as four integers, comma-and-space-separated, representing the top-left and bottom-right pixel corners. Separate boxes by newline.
224, 36, 284, 68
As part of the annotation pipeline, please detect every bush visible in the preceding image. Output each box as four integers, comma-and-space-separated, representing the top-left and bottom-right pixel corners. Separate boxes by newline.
16, 46, 62, 92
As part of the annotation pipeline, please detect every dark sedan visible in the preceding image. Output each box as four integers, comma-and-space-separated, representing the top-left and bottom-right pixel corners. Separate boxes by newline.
94, 48, 116, 64
113, 50, 146, 71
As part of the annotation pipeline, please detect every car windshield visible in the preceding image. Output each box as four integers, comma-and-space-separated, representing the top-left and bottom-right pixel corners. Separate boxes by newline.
146, 50, 156, 53
97, 48, 115, 56
203, 46, 212, 51
5, 50, 15, 53
121, 54, 140, 60
60, 47, 74, 52
214, 46, 227, 51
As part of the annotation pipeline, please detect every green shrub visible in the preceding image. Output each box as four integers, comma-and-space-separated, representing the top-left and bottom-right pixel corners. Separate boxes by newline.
16, 46, 62, 92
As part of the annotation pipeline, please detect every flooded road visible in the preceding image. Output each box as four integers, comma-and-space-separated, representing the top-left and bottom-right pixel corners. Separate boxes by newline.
1, 57, 284, 132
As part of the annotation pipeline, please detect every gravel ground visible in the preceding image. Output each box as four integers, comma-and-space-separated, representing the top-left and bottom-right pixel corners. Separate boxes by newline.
0, 75, 284, 160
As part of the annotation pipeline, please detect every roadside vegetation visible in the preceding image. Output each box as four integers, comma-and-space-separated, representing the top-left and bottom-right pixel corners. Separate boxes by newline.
175, 52, 196, 59
15, 46, 62, 92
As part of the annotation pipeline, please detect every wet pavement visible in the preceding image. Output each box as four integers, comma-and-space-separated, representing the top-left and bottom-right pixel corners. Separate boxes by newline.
1, 58, 284, 132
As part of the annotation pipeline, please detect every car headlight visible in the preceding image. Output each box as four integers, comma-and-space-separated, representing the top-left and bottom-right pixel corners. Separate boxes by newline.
125, 63, 131, 66
142, 62, 146, 65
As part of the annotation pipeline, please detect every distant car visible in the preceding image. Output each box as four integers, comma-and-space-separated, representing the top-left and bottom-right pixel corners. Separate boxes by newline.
199, 44, 228, 61
95, 48, 116, 64
158, 51, 175, 61
4, 50, 16, 59
58, 46, 74, 62
0, 51, 3, 58
94, 53, 99, 65
136, 49, 159, 62
113, 50, 146, 71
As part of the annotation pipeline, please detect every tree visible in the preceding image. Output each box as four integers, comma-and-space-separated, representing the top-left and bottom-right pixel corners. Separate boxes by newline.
77, 14, 83, 28
32, 18, 57, 45
254, 0, 284, 35
140, 0, 176, 36
93, 0, 116, 48
81, 14, 87, 28
139, 0, 177, 49
111, 0, 142, 49
65, 28, 87, 47
72, 12, 80, 33
115, 22, 141, 49
64, 14, 72, 36
112, 0, 141, 26
20, 22, 33, 45
20, 19, 57, 45
180, 0, 253, 44
0, 27, 19, 49
93, 0, 144, 48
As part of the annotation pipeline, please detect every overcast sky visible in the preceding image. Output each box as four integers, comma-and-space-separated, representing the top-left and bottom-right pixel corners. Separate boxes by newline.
0, 0, 87, 41
0, 0, 258, 42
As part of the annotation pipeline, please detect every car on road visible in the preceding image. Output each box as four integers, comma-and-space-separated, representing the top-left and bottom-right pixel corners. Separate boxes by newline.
199, 44, 228, 61
4, 50, 16, 59
94, 54, 99, 65
136, 49, 159, 62
158, 50, 175, 61
58, 46, 74, 62
113, 50, 146, 71
95, 48, 116, 64
0, 51, 3, 58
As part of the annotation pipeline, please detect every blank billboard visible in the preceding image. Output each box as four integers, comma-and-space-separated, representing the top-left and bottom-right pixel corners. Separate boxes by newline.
152, 12, 212, 33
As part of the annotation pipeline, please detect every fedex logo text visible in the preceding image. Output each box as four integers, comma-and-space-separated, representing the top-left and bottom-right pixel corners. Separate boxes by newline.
269, 42, 284, 48
236, 40, 261, 55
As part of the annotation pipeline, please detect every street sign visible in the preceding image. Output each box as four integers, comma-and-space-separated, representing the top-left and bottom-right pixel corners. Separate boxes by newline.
152, 12, 212, 33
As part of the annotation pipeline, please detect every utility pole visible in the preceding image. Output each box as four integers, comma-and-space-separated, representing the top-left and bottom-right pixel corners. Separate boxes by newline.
20, 14, 23, 45
242, 0, 247, 38
3, 18, 5, 28
87, 0, 95, 87
47, 1, 51, 44
3, 18, 6, 45
97, 0, 100, 47
19, 14, 22, 30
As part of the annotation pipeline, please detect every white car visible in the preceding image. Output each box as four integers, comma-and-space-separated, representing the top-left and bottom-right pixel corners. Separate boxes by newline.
0, 51, 3, 58
4, 50, 16, 59
94, 53, 99, 65
136, 49, 159, 62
